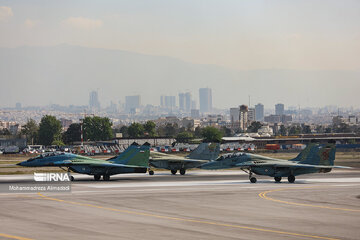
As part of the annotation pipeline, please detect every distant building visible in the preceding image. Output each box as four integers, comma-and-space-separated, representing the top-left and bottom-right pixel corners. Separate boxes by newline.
275, 103, 284, 115
255, 103, 264, 121
264, 114, 292, 124
199, 88, 212, 113
264, 115, 281, 123
15, 102, 22, 110
191, 109, 200, 119
125, 95, 141, 113
179, 93, 185, 111
248, 108, 256, 122
60, 118, 72, 130
230, 107, 240, 128
191, 100, 197, 110
185, 92, 192, 112
163, 96, 176, 110
89, 91, 100, 111
239, 105, 248, 131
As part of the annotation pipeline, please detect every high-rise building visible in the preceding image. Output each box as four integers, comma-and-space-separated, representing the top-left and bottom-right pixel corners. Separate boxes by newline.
239, 105, 248, 131
230, 107, 240, 127
255, 103, 264, 121
125, 95, 141, 112
179, 93, 185, 111
160, 96, 164, 107
248, 108, 256, 122
89, 91, 100, 110
185, 92, 191, 112
165, 96, 176, 109
15, 102, 22, 109
191, 109, 200, 119
199, 88, 212, 113
275, 103, 284, 115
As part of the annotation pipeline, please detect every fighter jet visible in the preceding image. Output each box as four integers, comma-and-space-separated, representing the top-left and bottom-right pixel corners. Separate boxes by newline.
201, 143, 349, 183
17, 143, 150, 181
149, 142, 220, 175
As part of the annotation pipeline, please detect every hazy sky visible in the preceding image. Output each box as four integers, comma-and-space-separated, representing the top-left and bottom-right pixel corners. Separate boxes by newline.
0, 0, 359, 71
0, 1, 359, 109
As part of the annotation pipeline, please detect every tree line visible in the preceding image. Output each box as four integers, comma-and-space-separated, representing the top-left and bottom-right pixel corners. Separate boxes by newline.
21, 115, 113, 146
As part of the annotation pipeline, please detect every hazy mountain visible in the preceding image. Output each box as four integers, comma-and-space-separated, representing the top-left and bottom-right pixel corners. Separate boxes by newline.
0, 44, 359, 108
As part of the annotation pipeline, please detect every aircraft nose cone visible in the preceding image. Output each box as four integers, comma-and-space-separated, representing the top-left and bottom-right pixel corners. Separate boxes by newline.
16, 162, 22, 166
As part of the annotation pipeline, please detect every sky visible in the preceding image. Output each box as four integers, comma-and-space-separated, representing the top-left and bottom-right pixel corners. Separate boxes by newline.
0, 0, 359, 108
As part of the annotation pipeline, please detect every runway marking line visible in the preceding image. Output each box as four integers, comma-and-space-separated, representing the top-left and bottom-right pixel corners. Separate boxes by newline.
259, 187, 360, 212
38, 193, 339, 240
0, 233, 33, 240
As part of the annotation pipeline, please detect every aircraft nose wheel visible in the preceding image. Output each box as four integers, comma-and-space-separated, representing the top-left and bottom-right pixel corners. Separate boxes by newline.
103, 175, 110, 181
274, 177, 282, 183
149, 170, 154, 175
250, 177, 257, 183
171, 170, 177, 175
288, 175, 295, 183
180, 168, 186, 175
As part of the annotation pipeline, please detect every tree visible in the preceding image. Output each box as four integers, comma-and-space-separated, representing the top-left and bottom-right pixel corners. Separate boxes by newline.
164, 123, 177, 137
247, 121, 262, 133
52, 139, 65, 146
21, 119, 39, 144
302, 125, 311, 134
279, 125, 287, 136
83, 116, 113, 141
63, 123, 81, 144
175, 132, 194, 143
201, 126, 223, 143
288, 126, 301, 135
38, 115, 62, 146
0, 128, 11, 135
128, 123, 144, 138
194, 126, 202, 138
144, 121, 156, 137
221, 126, 232, 137
119, 126, 129, 138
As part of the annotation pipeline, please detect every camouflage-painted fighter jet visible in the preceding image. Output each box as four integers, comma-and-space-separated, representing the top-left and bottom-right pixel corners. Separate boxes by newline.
201, 143, 349, 183
149, 142, 220, 175
17, 144, 150, 181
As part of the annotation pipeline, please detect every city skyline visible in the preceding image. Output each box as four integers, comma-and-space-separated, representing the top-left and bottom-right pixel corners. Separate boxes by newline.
0, 1, 359, 109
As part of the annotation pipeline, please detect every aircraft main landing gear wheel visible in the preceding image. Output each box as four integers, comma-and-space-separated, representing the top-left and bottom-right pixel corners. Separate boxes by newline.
180, 168, 186, 175
149, 170, 154, 175
288, 175, 295, 183
250, 177, 257, 183
171, 170, 177, 175
94, 175, 101, 181
274, 177, 282, 183
103, 175, 110, 181
70, 176, 75, 181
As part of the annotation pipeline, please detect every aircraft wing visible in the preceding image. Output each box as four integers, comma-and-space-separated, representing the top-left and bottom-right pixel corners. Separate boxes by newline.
150, 152, 208, 163
235, 161, 351, 169
56, 161, 146, 168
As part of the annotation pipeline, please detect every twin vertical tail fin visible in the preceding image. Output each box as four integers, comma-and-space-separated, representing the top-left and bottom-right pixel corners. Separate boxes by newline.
186, 143, 220, 160
292, 143, 336, 166
109, 143, 150, 167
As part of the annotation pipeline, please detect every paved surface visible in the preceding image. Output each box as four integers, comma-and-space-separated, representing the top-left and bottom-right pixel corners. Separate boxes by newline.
0, 170, 359, 240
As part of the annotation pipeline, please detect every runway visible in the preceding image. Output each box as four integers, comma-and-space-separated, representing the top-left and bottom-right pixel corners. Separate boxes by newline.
0, 170, 359, 240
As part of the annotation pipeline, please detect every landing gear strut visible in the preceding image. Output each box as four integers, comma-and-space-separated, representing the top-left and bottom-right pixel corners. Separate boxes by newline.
94, 174, 101, 181
171, 170, 177, 175
103, 175, 110, 181
288, 175, 295, 183
180, 168, 186, 175
148, 170, 154, 175
274, 177, 282, 183
249, 171, 257, 183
